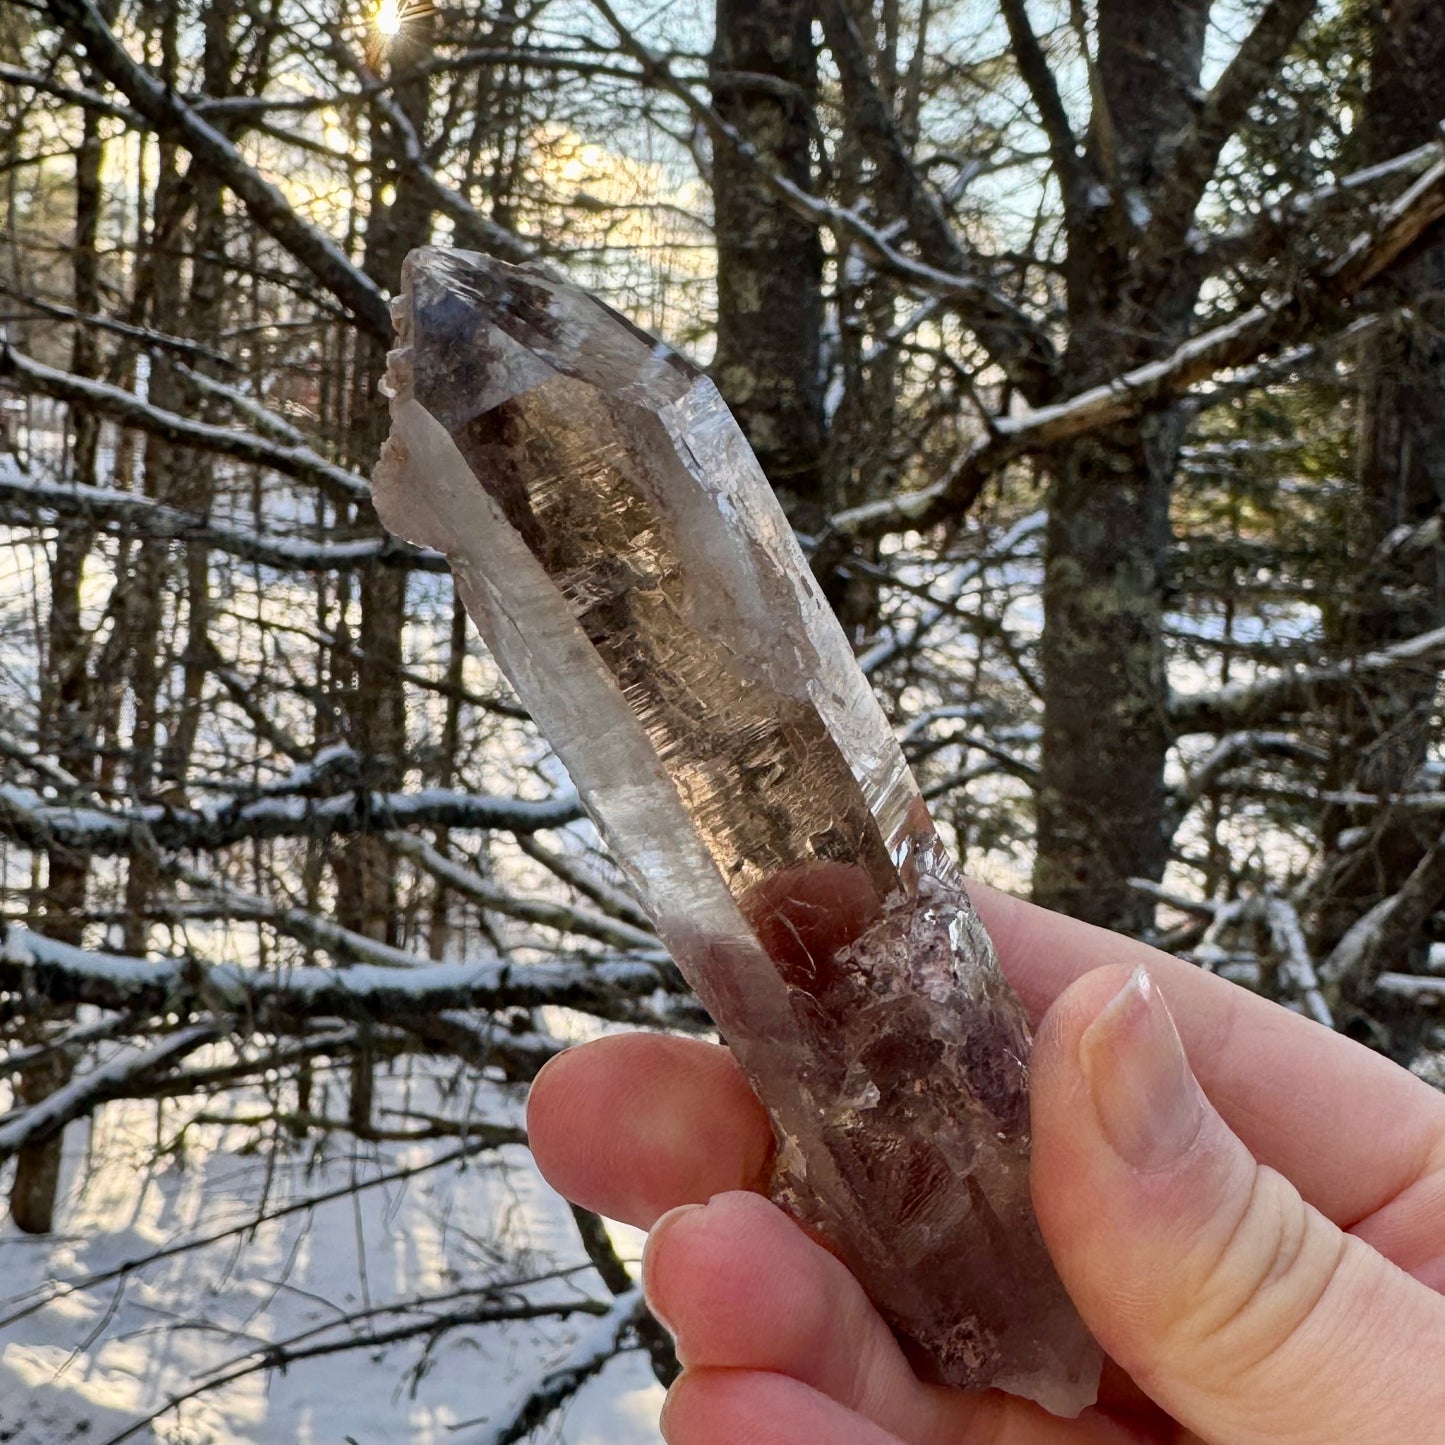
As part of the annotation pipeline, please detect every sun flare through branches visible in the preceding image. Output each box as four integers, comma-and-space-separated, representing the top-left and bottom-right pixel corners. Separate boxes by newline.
373, 0, 403, 38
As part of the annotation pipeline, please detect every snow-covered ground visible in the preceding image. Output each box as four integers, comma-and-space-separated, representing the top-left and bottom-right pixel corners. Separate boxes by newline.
0, 1065, 664, 1445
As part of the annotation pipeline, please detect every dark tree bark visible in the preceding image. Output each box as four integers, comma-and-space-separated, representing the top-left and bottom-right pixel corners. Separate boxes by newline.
11, 92, 108, 1239
709, 0, 827, 530
821, 0, 918, 641
14, 0, 242, 1231
9, 0, 125, 1234
157, 0, 238, 790
1032, 0, 1214, 932
118, 0, 188, 955
427, 594, 470, 962
1035, 416, 1178, 933
334, 22, 436, 1130
1311, 0, 1445, 1041
333, 24, 434, 947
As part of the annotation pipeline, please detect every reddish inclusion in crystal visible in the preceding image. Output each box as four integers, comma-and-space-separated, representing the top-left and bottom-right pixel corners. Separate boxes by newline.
744, 861, 884, 995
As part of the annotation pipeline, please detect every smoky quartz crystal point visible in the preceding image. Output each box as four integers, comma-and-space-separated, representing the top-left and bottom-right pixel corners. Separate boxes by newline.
372, 247, 1101, 1415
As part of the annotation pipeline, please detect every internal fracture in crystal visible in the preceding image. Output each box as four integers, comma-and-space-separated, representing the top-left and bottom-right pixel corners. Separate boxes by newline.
371, 246, 1102, 1415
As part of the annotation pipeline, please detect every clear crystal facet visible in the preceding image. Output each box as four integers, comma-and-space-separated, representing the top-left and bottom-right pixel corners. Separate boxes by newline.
372, 247, 1102, 1416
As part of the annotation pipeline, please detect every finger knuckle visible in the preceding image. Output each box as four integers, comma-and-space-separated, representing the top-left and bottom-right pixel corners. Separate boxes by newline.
1170, 1165, 1351, 1391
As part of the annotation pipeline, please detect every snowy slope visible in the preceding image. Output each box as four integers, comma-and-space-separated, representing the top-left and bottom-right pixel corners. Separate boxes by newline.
0, 1067, 664, 1445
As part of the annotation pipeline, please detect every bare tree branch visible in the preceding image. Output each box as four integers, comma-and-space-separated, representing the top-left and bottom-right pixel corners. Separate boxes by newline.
44, 0, 394, 337
0, 1024, 219, 1161
1375, 973, 1445, 1004
1320, 838, 1445, 993
0, 60, 143, 124
0, 342, 371, 503
587, 0, 1054, 393
0, 780, 581, 855
0, 926, 683, 1027
0, 281, 240, 371
831, 157, 1445, 539
1133, 0, 1320, 292
1169, 624, 1445, 736
0, 464, 445, 573
360, 74, 537, 263
1329, 155, 1445, 290
997, 0, 1091, 222
818, 0, 1059, 397
471, 1289, 649, 1445
101, 1292, 618, 1445
515, 834, 653, 932
0, 1133, 524, 1330
391, 833, 661, 952
569, 1204, 678, 1385
1264, 895, 1334, 1028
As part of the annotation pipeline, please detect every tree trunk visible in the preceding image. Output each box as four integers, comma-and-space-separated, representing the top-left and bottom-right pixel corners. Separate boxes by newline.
335, 24, 436, 1130
822, 0, 918, 642
427, 594, 470, 961
709, 0, 826, 529
1035, 419, 1176, 932
158, 1, 237, 789
336, 26, 433, 946
118, 1, 187, 955
1031, 0, 1211, 932
12, 49, 109, 1235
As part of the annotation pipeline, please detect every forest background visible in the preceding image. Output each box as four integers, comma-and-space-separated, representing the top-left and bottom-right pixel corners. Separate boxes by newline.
1, 0, 1444, 1440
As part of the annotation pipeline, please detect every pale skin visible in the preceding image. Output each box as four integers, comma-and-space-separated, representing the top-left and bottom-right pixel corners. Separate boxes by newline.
527, 883, 1445, 1445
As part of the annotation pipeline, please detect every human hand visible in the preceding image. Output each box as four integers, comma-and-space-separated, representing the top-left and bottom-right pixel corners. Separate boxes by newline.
527, 884, 1445, 1443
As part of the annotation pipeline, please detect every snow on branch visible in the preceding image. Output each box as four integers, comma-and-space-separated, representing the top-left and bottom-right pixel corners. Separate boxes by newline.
1172, 730, 1327, 812
0, 343, 371, 504
832, 153, 1445, 539
0, 465, 446, 574
0, 1012, 138, 1079
0, 782, 582, 856
1169, 625, 1445, 736
0, 926, 684, 1029
1376, 973, 1445, 1004
170, 361, 306, 444
1329, 155, 1445, 291
0, 715, 80, 792
0, 1023, 219, 1162
174, 863, 663, 986
176, 869, 473, 972
469, 1288, 649, 1445
1264, 896, 1334, 1029
515, 834, 654, 932
1204, 128, 1445, 272
1320, 838, 1445, 991
1128, 878, 1219, 920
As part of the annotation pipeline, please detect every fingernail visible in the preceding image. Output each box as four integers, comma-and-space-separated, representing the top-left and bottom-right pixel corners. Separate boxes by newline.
642, 1203, 703, 1338
1079, 966, 1205, 1172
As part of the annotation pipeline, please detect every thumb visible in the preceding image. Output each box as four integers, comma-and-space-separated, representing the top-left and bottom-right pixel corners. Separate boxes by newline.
1030, 964, 1445, 1444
